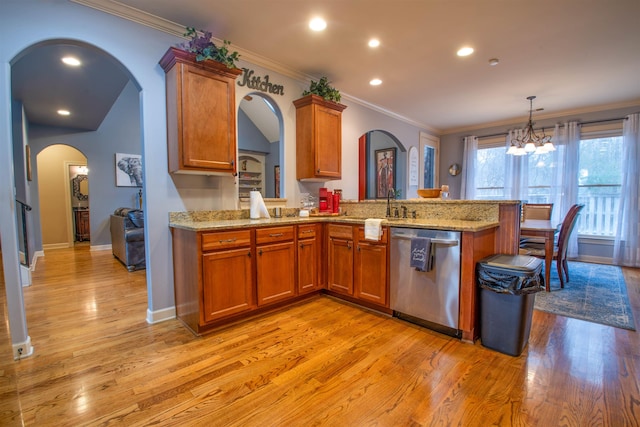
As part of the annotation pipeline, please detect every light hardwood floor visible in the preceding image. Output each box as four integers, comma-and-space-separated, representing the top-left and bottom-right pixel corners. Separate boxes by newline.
1, 246, 639, 426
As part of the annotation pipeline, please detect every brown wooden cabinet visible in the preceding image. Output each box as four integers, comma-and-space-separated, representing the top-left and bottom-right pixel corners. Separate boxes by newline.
293, 94, 347, 181
74, 208, 90, 242
297, 223, 320, 294
255, 226, 296, 306
354, 226, 388, 306
327, 224, 355, 295
171, 227, 255, 334
160, 47, 242, 174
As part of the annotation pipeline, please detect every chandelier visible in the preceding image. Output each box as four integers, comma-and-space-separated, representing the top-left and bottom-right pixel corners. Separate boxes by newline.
507, 96, 555, 155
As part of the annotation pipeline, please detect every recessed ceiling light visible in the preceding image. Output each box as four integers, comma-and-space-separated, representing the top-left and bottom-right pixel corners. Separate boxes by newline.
368, 39, 380, 48
61, 56, 81, 66
369, 78, 382, 86
57, 109, 70, 116
488, 58, 499, 66
309, 17, 327, 32
457, 47, 474, 57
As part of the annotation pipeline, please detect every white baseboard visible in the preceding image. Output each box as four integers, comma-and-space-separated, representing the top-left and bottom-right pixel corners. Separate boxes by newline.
43, 243, 71, 250
20, 264, 31, 287
575, 255, 613, 265
90, 244, 112, 252
147, 306, 176, 324
31, 250, 44, 271
13, 336, 34, 360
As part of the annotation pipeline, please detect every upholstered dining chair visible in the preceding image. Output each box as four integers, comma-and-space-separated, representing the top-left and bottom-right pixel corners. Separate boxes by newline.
519, 204, 584, 288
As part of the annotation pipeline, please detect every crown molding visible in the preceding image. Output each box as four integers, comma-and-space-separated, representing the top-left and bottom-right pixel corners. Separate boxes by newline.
71, 0, 436, 133
442, 98, 640, 136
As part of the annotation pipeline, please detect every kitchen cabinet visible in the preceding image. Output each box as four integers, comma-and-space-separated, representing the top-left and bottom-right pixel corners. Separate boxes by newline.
171, 227, 255, 334
327, 224, 389, 308
327, 224, 355, 295
293, 94, 347, 181
354, 226, 388, 306
160, 47, 242, 175
255, 226, 296, 306
297, 223, 321, 294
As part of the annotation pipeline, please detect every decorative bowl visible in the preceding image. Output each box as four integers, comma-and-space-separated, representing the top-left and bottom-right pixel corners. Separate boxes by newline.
417, 188, 441, 198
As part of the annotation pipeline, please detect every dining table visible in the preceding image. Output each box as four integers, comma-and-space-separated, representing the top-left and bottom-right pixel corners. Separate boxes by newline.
520, 219, 557, 292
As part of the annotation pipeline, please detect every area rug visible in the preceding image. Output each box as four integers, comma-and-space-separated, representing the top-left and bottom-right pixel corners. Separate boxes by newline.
533, 261, 636, 330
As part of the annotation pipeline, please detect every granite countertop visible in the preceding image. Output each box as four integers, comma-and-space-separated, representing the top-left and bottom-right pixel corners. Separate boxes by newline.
169, 215, 498, 233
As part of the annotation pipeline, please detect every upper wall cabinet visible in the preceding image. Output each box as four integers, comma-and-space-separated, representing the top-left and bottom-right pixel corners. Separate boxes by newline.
160, 47, 243, 175
294, 94, 347, 181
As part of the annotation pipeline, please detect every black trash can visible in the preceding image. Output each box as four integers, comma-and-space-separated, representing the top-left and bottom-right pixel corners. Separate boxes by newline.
477, 254, 544, 356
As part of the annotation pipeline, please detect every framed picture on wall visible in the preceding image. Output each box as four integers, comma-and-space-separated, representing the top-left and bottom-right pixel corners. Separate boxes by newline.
115, 153, 143, 187
375, 148, 396, 199
274, 165, 280, 198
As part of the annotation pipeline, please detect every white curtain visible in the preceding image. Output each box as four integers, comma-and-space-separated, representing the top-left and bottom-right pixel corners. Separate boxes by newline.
504, 130, 528, 200
614, 113, 640, 267
460, 136, 477, 199
555, 121, 581, 257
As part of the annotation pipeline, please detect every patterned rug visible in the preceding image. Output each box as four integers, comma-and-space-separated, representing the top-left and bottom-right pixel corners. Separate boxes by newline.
533, 261, 636, 330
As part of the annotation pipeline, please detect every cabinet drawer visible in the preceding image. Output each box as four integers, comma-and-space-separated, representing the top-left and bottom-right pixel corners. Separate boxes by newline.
298, 224, 317, 239
201, 230, 251, 251
256, 226, 294, 245
357, 226, 388, 244
328, 224, 353, 240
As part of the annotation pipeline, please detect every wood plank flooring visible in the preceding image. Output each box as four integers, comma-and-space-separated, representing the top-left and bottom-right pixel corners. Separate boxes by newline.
1, 246, 639, 426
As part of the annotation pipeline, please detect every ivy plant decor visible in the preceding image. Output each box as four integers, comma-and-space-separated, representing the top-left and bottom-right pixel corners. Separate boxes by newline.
181, 27, 240, 69
302, 76, 341, 103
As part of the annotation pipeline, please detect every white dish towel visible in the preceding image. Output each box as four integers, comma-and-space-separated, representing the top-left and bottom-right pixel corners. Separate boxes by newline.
364, 218, 384, 241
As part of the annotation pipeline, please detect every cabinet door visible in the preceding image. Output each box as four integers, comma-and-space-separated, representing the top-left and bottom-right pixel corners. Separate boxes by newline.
328, 237, 353, 295
355, 241, 388, 306
256, 241, 296, 306
298, 236, 319, 294
181, 64, 236, 172
314, 105, 342, 178
202, 247, 254, 323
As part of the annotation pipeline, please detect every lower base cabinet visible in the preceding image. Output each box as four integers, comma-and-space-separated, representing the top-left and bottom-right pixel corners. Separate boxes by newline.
203, 247, 254, 322
297, 224, 321, 294
171, 221, 388, 335
327, 224, 389, 308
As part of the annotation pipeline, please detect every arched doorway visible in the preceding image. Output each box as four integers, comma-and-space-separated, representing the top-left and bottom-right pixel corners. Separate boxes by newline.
36, 145, 88, 249
358, 130, 407, 200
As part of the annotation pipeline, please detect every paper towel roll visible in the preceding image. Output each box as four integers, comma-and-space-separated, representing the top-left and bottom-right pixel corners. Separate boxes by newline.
250, 191, 271, 219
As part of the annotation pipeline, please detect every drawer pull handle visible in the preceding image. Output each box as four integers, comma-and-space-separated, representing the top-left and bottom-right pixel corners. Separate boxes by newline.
258, 249, 263, 256
219, 238, 237, 243
302, 230, 314, 234
268, 233, 284, 237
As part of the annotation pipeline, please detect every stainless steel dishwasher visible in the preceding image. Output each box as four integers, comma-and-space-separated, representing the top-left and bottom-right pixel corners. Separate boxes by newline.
390, 227, 461, 337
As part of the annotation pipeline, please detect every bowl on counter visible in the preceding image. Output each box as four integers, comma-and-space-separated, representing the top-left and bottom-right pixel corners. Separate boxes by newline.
417, 188, 441, 198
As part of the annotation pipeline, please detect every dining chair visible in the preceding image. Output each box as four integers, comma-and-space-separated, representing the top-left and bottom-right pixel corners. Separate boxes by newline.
520, 203, 555, 245
522, 203, 554, 221
519, 204, 584, 288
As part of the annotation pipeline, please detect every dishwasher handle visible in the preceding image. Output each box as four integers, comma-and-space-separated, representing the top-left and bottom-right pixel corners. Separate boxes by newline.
391, 235, 459, 246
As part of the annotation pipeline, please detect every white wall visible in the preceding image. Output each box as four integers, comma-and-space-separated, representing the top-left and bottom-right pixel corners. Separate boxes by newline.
0, 1, 431, 350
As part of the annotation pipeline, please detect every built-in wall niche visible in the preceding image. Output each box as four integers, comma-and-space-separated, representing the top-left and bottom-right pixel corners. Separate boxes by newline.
238, 153, 265, 200
359, 130, 407, 200
238, 93, 282, 199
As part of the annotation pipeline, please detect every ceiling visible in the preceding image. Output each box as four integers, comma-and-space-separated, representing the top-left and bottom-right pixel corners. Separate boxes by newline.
12, 0, 640, 134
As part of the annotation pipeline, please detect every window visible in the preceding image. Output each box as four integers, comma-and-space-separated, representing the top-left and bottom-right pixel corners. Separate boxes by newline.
472, 122, 623, 237
577, 134, 623, 237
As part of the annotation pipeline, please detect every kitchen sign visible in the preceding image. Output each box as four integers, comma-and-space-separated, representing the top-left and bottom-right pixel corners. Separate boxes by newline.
237, 68, 285, 96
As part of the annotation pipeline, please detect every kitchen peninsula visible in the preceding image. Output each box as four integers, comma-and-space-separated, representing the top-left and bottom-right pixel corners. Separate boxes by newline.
169, 199, 521, 342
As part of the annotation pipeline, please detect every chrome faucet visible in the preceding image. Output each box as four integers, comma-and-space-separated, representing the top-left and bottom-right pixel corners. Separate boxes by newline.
386, 188, 395, 217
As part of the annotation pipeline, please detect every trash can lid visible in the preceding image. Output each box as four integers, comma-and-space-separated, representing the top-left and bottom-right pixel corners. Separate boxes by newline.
484, 254, 541, 271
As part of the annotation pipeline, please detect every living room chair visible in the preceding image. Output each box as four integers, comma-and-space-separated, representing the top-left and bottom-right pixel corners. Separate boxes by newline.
519, 204, 584, 288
